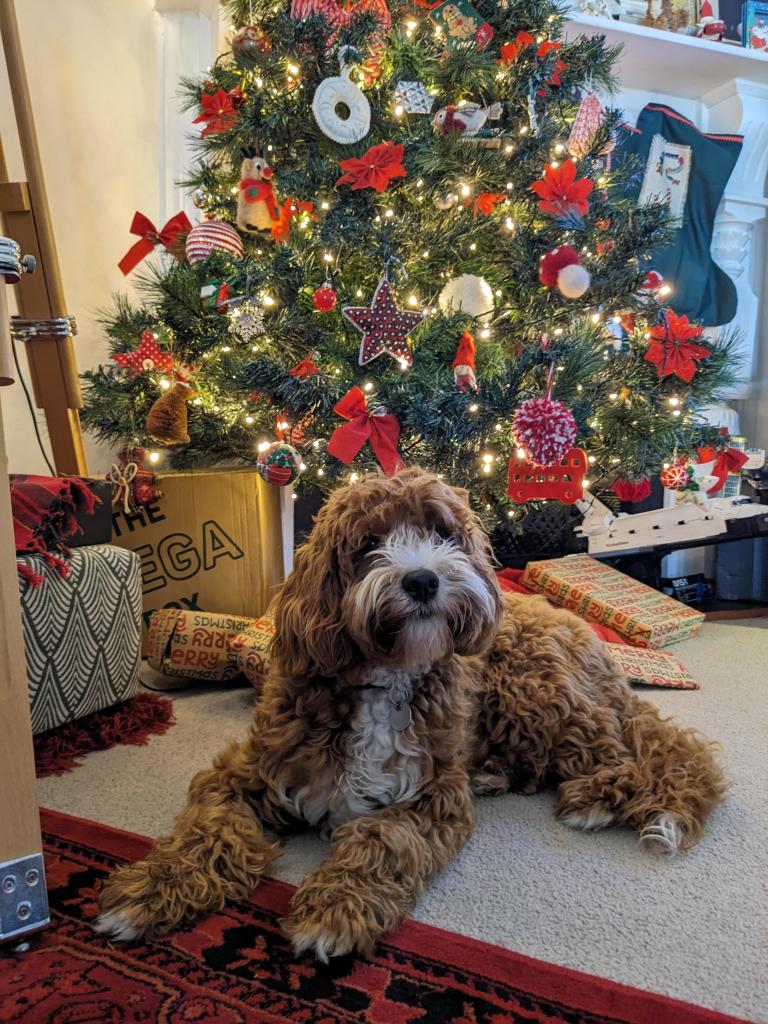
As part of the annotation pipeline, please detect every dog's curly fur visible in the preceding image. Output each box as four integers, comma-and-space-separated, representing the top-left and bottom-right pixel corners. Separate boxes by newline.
97, 468, 725, 959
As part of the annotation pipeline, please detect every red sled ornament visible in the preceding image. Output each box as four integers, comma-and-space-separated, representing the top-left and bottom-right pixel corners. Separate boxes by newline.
507, 447, 587, 504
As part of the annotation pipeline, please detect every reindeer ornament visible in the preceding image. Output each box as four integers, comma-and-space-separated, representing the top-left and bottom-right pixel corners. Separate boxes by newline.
237, 146, 278, 234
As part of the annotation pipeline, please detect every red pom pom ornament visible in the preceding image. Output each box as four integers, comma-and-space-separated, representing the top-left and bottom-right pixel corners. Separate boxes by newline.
513, 397, 577, 467
539, 246, 591, 298
312, 285, 337, 311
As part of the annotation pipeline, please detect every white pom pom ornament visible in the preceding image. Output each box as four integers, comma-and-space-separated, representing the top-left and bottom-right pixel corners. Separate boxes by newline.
538, 245, 591, 299
438, 274, 494, 322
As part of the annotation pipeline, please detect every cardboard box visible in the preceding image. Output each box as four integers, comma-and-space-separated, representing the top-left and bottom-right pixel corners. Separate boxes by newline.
521, 554, 704, 648
112, 469, 288, 652
606, 644, 699, 690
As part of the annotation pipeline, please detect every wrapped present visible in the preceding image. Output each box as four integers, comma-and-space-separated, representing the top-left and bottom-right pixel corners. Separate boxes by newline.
18, 544, 142, 734
147, 607, 276, 688
230, 617, 276, 688
521, 554, 704, 648
606, 644, 699, 690
147, 608, 259, 681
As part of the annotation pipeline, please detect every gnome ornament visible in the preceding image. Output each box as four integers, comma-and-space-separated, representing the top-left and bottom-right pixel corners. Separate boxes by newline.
237, 146, 279, 234
452, 331, 478, 392
539, 246, 591, 299
146, 371, 194, 446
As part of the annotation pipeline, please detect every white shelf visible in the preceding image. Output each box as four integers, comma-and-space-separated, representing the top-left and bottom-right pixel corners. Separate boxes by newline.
565, 13, 768, 98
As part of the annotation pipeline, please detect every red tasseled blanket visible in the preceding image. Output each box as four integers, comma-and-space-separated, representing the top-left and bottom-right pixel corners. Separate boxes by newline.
10, 475, 101, 588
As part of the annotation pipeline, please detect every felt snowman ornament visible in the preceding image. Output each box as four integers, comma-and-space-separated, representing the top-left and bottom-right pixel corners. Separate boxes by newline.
312, 47, 371, 146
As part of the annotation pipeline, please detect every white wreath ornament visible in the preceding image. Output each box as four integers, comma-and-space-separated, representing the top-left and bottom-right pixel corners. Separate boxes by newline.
312, 47, 371, 145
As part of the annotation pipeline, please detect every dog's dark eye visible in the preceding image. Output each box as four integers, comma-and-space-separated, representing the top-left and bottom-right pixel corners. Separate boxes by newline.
434, 524, 453, 541
358, 535, 380, 557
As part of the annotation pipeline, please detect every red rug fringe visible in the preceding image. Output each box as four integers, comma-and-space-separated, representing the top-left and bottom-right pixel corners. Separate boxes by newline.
34, 692, 175, 778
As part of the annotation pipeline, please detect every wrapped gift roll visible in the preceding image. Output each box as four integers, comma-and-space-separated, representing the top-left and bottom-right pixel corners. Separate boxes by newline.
147, 608, 260, 681
147, 607, 275, 686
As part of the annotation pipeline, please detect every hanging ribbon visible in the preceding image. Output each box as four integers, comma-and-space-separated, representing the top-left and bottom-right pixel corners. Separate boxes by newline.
326, 386, 403, 476
697, 446, 749, 495
118, 211, 192, 275
107, 462, 138, 513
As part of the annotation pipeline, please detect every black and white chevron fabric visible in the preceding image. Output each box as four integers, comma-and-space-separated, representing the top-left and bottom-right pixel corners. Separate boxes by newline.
18, 544, 142, 735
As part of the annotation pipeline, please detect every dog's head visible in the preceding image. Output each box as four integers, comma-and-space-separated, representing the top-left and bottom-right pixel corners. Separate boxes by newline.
271, 467, 503, 679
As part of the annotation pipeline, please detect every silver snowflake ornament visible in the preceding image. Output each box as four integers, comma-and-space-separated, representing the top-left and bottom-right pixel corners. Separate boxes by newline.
228, 299, 266, 343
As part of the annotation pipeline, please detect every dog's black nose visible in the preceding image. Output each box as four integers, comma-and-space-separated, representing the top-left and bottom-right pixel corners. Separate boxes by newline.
402, 569, 439, 603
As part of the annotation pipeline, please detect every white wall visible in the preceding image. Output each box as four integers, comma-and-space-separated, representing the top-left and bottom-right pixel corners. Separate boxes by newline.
0, 0, 219, 475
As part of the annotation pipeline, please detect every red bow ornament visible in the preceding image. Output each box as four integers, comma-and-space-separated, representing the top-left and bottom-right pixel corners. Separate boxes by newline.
326, 387, 404, 476
696, 446, 749, 495
118, 211, 192, 275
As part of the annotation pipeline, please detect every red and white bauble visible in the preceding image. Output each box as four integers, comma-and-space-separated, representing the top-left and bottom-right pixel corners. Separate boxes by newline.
185, 220, 244, 265
538, 246, 591, 299
512, 397, 577, 467
312, 284, 337, 311
660, 459, 690, 490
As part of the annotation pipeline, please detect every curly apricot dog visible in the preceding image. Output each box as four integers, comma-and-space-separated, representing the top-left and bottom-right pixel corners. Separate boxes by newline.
97, 468, 724, 959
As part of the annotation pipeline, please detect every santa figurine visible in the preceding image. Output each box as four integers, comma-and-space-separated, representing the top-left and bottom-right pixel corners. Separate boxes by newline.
237, 146, 278, 233
452, 331, 478, 392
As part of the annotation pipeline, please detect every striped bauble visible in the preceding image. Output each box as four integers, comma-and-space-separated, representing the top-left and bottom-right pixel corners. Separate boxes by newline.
185, 220, 244, 265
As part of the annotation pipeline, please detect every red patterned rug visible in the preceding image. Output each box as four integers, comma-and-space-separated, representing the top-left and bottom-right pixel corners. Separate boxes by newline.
2, 810, 747, 1024
34, 693, 175, 777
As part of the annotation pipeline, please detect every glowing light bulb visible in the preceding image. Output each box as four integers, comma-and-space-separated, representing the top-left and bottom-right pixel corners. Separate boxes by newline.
461, 184, 471, 197
149, 451, 160, 464
480, 327, 490, 339
468, 403, 479, 413
588, 455, 596, 464
193, 397, 202, 406
221, 345, 231, 353
482, 453, 493, 464
660, 284, 672, 296
321, 201, 329, 210
609, 392, 618, 400
159, 379, 171, 390
384, 208, 394, 218
363, 382, 373, 392
257, 441, 271, 453
408, 295, 418, 306
422, 250, 429, 258
350, 472, 359, 482
245, 415, 254, 425
394, 104, 404, 117
263, 295, 275, 306
516, 447, 526, 459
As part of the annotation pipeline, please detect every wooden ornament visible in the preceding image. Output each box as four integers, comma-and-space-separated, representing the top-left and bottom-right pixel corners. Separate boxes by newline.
507, 447, 587, 504
146, 380, 193, 446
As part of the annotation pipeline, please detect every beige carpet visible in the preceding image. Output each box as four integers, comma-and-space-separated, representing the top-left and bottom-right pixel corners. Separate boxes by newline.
38, 620, 768, 1022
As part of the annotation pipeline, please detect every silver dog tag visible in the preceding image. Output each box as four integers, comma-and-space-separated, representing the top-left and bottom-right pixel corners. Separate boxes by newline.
390, 700, 412, 731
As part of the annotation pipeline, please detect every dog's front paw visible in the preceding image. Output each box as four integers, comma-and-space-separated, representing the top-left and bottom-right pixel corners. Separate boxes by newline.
95, 860, 186, 942
284, 873, 392, 963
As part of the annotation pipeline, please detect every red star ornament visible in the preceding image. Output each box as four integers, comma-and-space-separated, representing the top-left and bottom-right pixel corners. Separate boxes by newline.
342, 277, 426, 368
113, 331, 175, 376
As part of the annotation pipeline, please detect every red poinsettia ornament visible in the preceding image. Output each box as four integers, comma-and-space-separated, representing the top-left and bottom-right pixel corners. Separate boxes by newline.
193, 87, 242, 137
531, 159, 593, 222
336, 141, 406, 193
644, 310, 710, 382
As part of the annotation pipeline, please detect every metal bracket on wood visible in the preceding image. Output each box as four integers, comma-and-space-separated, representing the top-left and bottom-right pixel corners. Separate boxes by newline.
0, 852, 49, 943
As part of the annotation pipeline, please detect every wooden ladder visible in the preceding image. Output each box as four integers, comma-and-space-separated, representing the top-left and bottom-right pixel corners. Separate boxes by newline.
0, 0, 87, 475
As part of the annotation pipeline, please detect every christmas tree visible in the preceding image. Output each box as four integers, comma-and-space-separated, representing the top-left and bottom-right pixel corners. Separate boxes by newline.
81, 0, 737, 548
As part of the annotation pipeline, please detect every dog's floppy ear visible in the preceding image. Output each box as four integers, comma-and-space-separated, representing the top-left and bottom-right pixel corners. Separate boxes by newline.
270, 518, 350, 680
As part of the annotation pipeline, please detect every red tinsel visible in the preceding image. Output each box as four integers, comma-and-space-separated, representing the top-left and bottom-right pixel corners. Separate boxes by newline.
513, 397, 577, 467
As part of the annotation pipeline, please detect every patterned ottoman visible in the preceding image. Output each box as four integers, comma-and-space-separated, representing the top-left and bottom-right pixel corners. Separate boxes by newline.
18, 544, 142, 734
